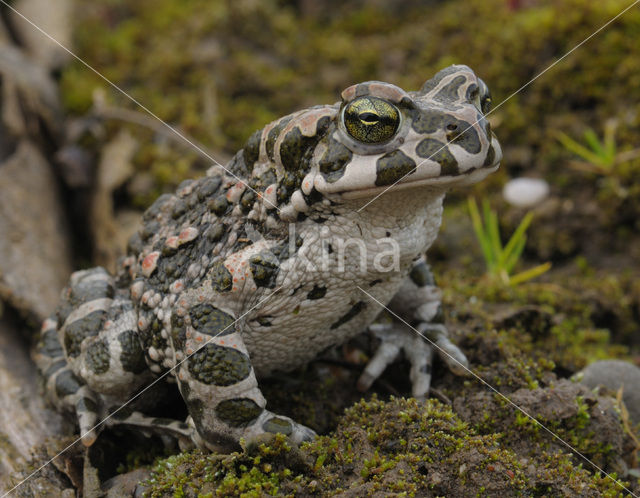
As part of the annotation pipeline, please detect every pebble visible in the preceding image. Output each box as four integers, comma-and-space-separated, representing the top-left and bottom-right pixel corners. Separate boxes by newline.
502, 177, 550, 208
575, 359, 640, 425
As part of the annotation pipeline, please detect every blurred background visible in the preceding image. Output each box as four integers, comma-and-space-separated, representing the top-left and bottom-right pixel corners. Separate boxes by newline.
1, 0, 639, 495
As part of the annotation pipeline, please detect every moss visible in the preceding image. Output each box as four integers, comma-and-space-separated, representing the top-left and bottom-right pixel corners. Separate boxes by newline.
144, 435, 307, 497
144, 396, 628, 496
437, 264, 633, 373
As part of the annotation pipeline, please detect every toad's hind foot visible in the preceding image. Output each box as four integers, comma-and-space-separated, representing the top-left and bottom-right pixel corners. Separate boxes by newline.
357, 323, 436, 399
107, 410, 196, 451
357, 321, 470, 400
417, 322, 470, 377
359, 256, 470, 399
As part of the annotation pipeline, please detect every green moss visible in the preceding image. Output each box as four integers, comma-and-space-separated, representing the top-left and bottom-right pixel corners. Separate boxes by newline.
438, 264, 632, 373
144, 396, 629, 496
145, 435, 303, 497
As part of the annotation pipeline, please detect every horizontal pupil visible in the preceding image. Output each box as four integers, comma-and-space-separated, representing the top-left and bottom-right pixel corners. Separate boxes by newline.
359, 112, 379, 124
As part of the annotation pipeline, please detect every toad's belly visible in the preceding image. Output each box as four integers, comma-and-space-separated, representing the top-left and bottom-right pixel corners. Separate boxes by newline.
243, 274, 404, 377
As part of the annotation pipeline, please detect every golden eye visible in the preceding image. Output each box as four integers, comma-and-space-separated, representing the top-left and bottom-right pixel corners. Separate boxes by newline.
478, 78, 492, 114
343, 97, 400, 144
481, 94, 492, 114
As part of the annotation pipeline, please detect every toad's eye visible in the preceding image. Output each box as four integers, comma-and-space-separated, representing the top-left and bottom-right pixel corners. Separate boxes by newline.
343, 97, 400, 144
478, 78, 492, 114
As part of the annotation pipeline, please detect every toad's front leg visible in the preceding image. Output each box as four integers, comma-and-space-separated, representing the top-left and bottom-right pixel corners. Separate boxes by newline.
170, 303, 315, 451
358, 256, 470, 399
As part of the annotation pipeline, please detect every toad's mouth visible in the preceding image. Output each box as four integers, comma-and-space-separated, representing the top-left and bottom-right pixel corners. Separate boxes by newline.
314, 135, 502, 201
337, 162, 500, 200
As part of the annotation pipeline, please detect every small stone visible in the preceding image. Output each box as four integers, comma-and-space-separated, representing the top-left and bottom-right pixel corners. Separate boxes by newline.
576, 360, 640, 425
502, 177, 550, 208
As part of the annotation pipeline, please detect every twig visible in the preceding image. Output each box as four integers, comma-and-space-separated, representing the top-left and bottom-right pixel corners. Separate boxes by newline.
91, 90, 227, 163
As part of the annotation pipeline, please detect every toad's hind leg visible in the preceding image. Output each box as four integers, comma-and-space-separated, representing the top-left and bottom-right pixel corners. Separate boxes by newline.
170, 303, 316, 451
35, 267, 152, 446
34, 317, 101, 446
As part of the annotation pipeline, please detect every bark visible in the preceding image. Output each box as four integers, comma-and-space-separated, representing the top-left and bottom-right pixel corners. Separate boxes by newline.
0, 317, 70, 494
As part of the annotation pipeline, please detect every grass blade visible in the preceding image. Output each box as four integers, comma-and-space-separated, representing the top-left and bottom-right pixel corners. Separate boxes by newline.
505, 234, 526, 273
500, 211, 534, 268
484, 199, 502, 271
467, 197, 494, 271
583, 128, 606, 157
603, 120, 617, 159
555, 131, 605, 166
509, 262, 552, 286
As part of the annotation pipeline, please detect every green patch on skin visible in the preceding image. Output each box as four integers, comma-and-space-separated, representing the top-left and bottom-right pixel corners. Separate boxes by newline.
433, 75, 467, 104
239, 189, 256, 212
54, 369, 83, 398
37, 328, 64, 359
210, 261, 232, 292
318, 133, 353, 183
187, 345, 251, 386
306, 284, 327, 300
118, 330, 147, 374
207, 195, 230, 216
84, 339, 110, 375
375, 149, 416, 186
409, 261, 436, 287
263, 417, 293, 436
63, 310, 106, 358
170, 314, 186, 350
279, 127, 319, 172
266, 117, 293, 162
196, 176, 222, 201
415, 138, 459, 175
189, 305, 236, 337
249, 252, 280, 288
76, 397, 98, 415
483, 144, 496, 166
215, 398, 263, 427
242, 129, 262, 169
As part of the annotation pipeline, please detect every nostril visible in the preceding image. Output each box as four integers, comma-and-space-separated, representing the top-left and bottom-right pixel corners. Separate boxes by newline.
446, 123, 458, 131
